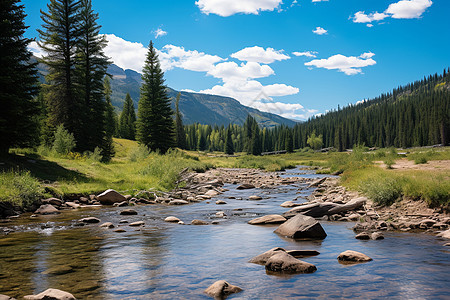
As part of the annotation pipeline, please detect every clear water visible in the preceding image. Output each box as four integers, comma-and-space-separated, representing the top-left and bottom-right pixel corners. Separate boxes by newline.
0, 169, 449, 299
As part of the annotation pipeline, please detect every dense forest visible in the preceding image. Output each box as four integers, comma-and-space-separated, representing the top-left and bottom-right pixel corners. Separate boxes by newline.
180, 69, 450, 153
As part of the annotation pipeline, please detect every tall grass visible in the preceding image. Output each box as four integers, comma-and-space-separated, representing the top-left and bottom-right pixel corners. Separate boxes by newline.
0, 171, 43, 209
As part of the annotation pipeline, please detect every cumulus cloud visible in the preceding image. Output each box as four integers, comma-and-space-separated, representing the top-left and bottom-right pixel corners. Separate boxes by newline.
104, 34, 148, 72
305, 52, 376, 75
312, 0, 329, 2
292, 51, 318, 58
153, 28, 167, 39
158, 45, 224, 72
207, 61, 274, 82
313, 27, 328, 35
28, 41, 45, 58
352, 0, 432, 25
230, 46, 290, 64
195, 0, 282, 17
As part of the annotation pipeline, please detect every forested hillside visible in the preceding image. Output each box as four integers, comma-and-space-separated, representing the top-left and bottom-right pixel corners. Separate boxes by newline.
292, 69, 450, 150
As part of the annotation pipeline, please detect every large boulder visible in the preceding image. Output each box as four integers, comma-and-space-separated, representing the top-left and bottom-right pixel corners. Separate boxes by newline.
337, 250, 372, 263
249, 247, 286, 265
96, 189, 126, 205
265, 251, 317, 274
248, 215, 286, 225
34, 204, 60, 215
204, 280, 242, 298
274, 214, 327, 239
24, 288, 76, 300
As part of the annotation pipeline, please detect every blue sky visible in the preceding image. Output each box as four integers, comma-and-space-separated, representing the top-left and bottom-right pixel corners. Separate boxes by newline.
24, 0, 450, 120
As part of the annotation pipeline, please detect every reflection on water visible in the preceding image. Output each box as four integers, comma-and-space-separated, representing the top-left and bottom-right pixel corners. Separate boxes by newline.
1, 168, 449, 299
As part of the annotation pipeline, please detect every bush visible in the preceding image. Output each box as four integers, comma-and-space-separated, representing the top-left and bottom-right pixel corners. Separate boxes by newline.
86, 147, 102, 162
384, 157, 395, 169
359, 174, 401, 206
52, 125, 76, 155
0, 171, 43, 209
414, 154, 428, 164
128, 144, 151, 162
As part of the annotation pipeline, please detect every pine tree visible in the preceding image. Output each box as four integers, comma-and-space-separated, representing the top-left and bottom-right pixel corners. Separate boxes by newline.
119, 93, 136, 140
224, 125, 234, 155
101, 76, 115, 161
75, 0, 110, 151
250, 121, 262, 155
38, 0, 81, 140
285, 130, 294, 153
137, 41, 175, 153
0, 0, 40, 154
175, 92, 186, 149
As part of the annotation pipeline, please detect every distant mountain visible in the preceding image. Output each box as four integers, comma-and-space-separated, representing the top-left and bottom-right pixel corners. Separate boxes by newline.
106, 64, 297, 127
34, 58, 297, 127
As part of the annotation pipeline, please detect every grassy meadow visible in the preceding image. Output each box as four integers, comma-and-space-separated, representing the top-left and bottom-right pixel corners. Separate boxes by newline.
1, 139, 449, 210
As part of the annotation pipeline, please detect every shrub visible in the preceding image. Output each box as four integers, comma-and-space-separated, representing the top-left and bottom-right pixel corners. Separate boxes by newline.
52, 125, 76, 155
384, 157, 395, 169
359, 174, 401, 206
128, 144, 151, 162
414, 154, 428, 164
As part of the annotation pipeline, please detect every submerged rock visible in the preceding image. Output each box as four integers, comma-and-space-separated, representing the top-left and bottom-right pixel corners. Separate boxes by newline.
274, 214, 327, 239
236, 183, 255, 190
265, 251, 317, 274
100, 222, 114, 229
119, 209, 137, 215
204, 280, 242, 299
191, 219, 208, 225
24, 288, 76, 300
78, 217, 100, 224
96, 189, 126, 205
248, 214, 286, 225
337, 250, 372, 263
215, 200, 227, 205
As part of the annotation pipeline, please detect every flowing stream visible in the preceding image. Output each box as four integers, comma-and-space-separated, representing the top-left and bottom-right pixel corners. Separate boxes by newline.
0, 167, 449, 299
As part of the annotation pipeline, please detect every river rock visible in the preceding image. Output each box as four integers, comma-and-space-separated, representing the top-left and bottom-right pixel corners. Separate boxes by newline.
248, 214, 286, 225
274, 214, 327, 239
113, 201, 128, 207
307, 177, 327, 188
78, 217, 100, 224
65, 202, 80, 209
205, 190, 220, 197
42, 265, 73, 275
34, 204, 60, 215
129, 221, 145, 227
284, 197, 366, 219
265, 251, 317, 274
24, 288, 76, 300
114, 228, 126, 233
237, 183, 255, 190
191, 219, 208, 225
280, 201, 302, 208
286, 250, 320, 257
96, 189, 126, 205
42, 198, 63, 206
355, 232, 371, 240
0, 295, 15, 300
337, 250, 372, 263
204, 280, 242, 298
215, 200, 227, 205
164, 216, 181, 223
216, 211, 226, 218
437, 229, 450, 239
347, 213, 361, 221
420, 219, 437, 229
249, 247, 287, 264
371, 232, 384, 240
100, 222, 114, 229
168, 200, 189, 205
119, 209, 137, 215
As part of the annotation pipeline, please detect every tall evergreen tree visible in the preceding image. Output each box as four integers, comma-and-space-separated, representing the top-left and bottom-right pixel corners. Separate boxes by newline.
224, 125, 234, 155
175, 92, 186, 149
101, 76, 115, 161
119, 93, 136, 140
0, 0, 40, 154
136, 40, 175, 153
75, 0, 110, 151
285, 130, 294, 153
38, 0, 81, 140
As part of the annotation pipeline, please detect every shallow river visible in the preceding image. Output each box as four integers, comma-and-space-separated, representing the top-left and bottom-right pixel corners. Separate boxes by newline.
0, 168, 449, 299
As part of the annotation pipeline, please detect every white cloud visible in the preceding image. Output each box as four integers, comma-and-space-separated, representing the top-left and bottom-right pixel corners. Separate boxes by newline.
230, 46, 290, 64
28, 41, 45, 58
195, 0, 282, 17
312, 0, 329, 2
386, 0, 432, 19
292, 51, 318, 58
207, 61, 274, 82
158, 45, 224, 72
153, 28, 167, 39
104, 34, 148, 72
305, 52, 376, 75
352, 0, 432, 25
313, 27, 328, 35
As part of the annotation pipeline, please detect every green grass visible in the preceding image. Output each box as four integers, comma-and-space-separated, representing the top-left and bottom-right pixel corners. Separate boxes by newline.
0, 171, 43, 208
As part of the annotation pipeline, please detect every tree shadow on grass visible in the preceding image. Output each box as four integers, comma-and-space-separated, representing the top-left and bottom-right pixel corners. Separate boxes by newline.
0, 153, 90, 183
